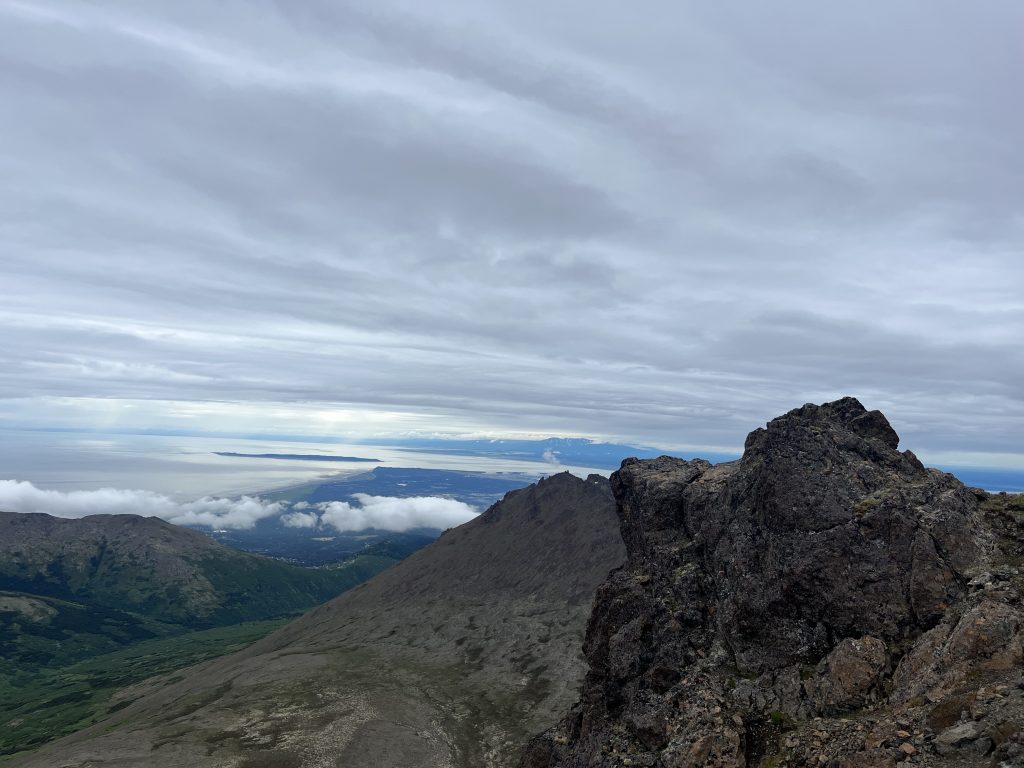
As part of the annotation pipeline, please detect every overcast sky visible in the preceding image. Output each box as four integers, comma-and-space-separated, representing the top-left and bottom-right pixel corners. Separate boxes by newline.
2, 1, 1023, 466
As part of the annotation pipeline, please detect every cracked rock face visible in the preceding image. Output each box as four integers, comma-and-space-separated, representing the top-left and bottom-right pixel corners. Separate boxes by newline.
522, 398, 1024, 768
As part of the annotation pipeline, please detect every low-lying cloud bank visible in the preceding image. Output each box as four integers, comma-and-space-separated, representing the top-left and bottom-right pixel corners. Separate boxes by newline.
315, 494, 477, 532
0, 479, 283, 529
0, 479, 478, 532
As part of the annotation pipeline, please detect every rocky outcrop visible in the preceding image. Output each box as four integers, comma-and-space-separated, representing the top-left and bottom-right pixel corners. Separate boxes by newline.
522, 398, 1024, 768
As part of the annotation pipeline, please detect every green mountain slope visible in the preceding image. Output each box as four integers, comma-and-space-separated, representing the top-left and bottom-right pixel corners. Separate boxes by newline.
0, 617, 289, 761
0, 511, 393, 628
0, 510, 407, 761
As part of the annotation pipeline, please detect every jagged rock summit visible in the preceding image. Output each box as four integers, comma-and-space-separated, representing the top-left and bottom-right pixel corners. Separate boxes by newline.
523, 398, 1023, 768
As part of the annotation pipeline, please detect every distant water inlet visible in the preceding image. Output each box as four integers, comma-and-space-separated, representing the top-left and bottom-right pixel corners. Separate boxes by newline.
0, 430, 607, 499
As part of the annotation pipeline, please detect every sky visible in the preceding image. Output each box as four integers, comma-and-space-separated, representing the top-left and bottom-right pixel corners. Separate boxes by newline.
2, 0, 1023, 469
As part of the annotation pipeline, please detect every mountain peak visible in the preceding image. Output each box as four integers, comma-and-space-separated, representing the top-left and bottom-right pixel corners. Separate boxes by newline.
744, 396, 901, 456
525, 400, 1022, 767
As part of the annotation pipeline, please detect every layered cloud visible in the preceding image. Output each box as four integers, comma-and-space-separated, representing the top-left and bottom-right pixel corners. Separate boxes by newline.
0, 479, 282, 529
1, 2, 1023, 464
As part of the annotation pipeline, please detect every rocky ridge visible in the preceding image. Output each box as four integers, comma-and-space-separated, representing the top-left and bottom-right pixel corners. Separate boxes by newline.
522, 398, 1023, 768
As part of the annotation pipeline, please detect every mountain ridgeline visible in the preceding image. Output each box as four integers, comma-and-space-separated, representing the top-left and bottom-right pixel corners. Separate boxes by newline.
11, 472, 626, 767
0, 511, 394, 630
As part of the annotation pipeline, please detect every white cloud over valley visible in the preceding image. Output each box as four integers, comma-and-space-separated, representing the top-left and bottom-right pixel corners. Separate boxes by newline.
280, 510, 319, 528
0, 480, 478, 532
0, 479, 282, 529
317, 495, 477, 533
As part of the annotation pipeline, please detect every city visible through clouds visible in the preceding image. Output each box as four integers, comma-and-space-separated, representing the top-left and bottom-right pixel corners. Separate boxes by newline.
1, 0, 1023, 467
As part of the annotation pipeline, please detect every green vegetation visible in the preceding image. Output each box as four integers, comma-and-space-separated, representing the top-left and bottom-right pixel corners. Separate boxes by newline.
983, 491, 1024, 518
0, 519, 405, 762
0, 544, 399, 630
0, 619, 288, 762
0, 551, 394, 675
979, 492, 1024, 568
0, 592, 173, 670
192, 551, 396, 626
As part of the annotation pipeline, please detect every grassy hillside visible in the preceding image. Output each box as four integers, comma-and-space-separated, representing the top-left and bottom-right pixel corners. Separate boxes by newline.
0, 511, 398, 628
0, 619, 289, 763
0, 511, 416, 761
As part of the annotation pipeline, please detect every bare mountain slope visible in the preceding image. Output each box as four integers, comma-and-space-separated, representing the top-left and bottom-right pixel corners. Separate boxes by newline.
15, 471, 624, 768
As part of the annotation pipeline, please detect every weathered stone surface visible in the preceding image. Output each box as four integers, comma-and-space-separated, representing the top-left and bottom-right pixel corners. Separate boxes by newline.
990, 719, 1020, 747
838, 752, 897, 768
891, 598, 1024, 705
521, 398, 1024, 768
934, 721, 982, 754
992, 730, 1024, 766
807, 636, 888, 713
924, 691, 976, 731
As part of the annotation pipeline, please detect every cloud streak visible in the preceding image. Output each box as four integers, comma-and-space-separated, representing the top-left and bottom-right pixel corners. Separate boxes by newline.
1, 1, 1022, 466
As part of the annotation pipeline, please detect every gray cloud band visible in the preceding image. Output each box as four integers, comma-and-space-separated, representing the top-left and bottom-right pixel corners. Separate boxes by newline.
1, 1, 1022, 461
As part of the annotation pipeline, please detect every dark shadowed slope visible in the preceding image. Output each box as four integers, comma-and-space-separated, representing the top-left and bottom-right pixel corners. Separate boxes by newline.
14, 471, 625, 768
522, 398, 1024, 768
